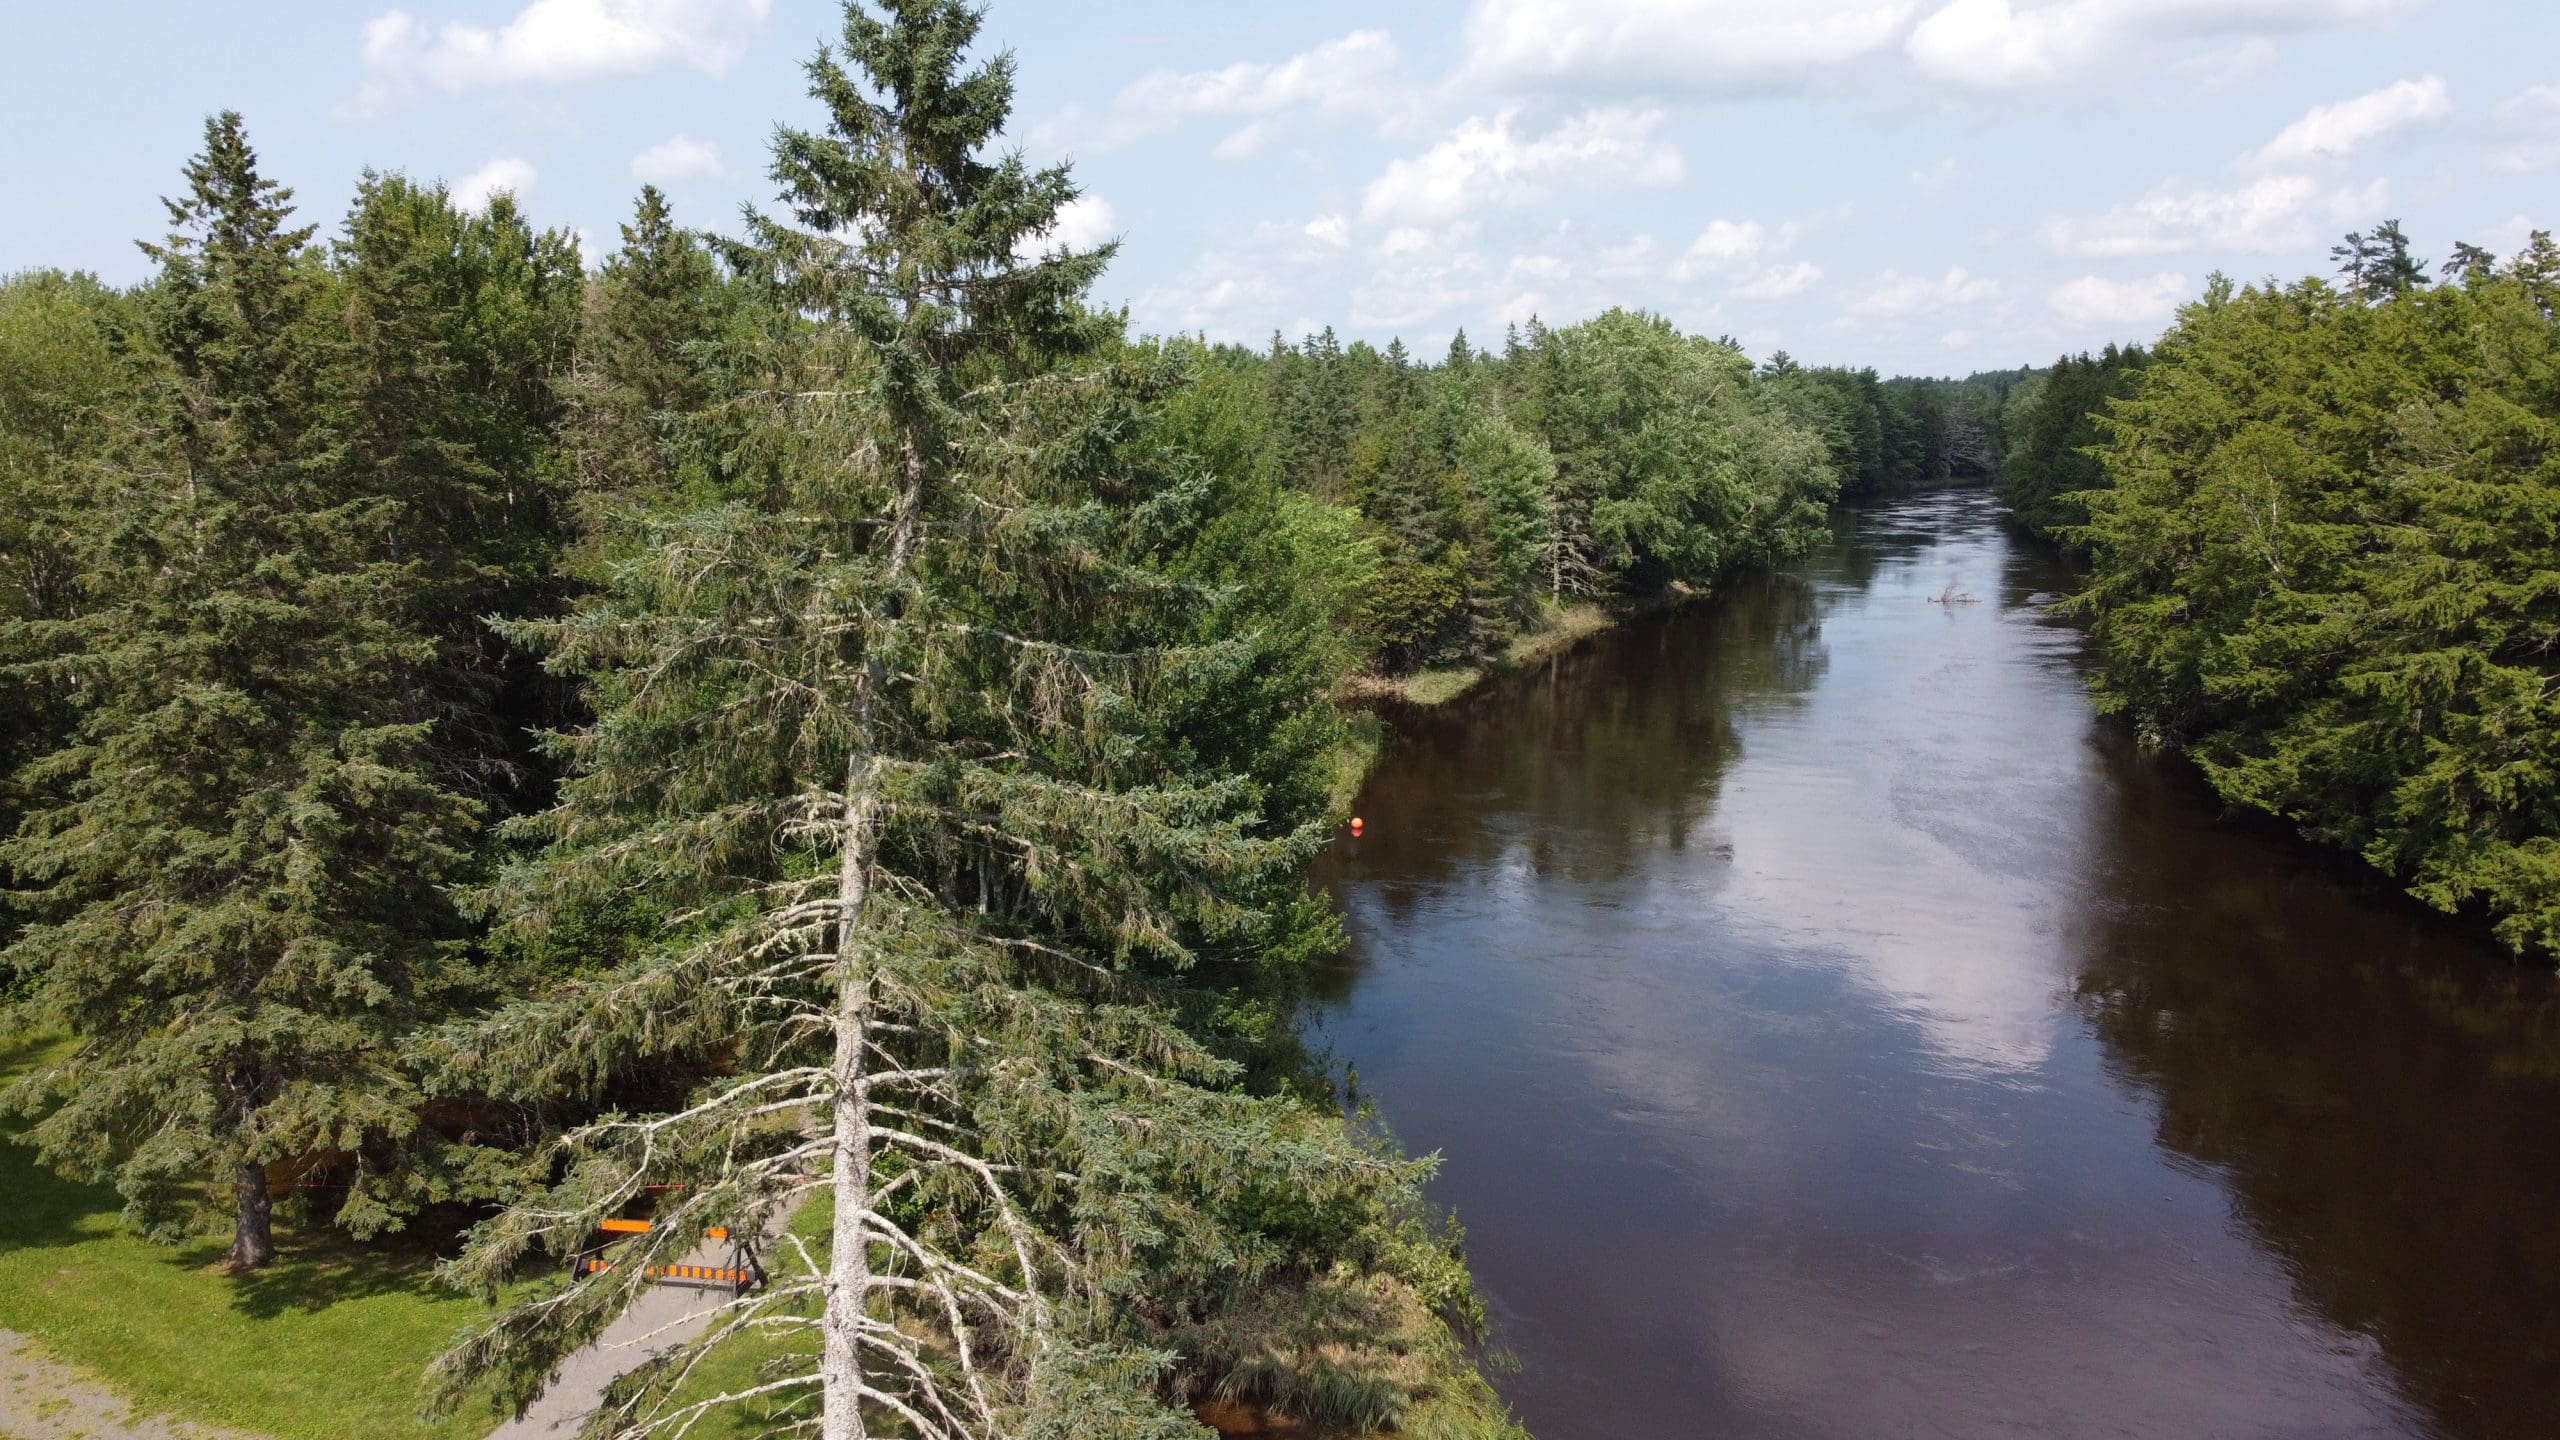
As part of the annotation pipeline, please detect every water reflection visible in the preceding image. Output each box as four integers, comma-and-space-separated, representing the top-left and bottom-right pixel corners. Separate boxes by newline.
1311, 489, 2560, 1440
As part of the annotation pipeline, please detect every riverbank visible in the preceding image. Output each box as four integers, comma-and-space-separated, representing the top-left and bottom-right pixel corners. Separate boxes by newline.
1338, 588, 1697, 712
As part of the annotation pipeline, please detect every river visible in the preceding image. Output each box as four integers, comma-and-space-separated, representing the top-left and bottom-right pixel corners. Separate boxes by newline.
1308, 487, 2560, 1440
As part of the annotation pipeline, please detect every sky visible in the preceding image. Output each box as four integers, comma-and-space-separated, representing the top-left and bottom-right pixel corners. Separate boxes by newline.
3, 0, 2556, 375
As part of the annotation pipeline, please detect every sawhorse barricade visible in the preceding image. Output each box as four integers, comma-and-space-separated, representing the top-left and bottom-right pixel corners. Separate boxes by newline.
569, 1217, 765, 1298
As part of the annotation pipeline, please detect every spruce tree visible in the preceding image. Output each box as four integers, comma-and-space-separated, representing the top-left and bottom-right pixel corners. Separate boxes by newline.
572, 185, 731, 512
0, 270, 134, 959
327, 173, 583, 809
429, 6, 1430, 1435
0, 113, 476, 1268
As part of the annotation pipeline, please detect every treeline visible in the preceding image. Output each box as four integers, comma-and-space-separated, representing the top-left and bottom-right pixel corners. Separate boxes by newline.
0, 6, 1551, 1437
1996, 344, 2150, 538
1197, 322, 2022, 674
2000, 224, 2560, 955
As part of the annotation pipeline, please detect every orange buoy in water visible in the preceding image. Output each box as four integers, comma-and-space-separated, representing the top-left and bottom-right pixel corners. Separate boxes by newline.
1349, 816, 1365, 836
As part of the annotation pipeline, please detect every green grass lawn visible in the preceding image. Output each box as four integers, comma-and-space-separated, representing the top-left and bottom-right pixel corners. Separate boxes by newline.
0, 1032, 509, 1440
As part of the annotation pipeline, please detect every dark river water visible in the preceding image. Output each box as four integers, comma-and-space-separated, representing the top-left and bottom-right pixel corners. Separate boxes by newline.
1308, 488, 2560, 1440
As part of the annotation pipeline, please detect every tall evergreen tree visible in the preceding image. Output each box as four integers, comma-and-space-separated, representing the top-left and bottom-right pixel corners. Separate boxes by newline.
2444, 240, 2499, 288
2333, 219, 2430, 300
1277, 325, 1353, 496
327, 173, 583, 810
0, 270, 135, 961
571, 185, 731, 513
0, 114, 476, 1268
430, 6, 1445, 1436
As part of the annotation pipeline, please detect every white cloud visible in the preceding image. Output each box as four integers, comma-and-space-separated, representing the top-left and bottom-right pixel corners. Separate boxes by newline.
2488, 86, 2560, 173
2480, 215, 2542, 260
1304, 214, 1351, 249
1908, 0, 2402, 90
358, 0, 770, 102
1658, 220, 1802, 281
1034, 197, 1119, 257
1352, 247, 1498, 331
1362, 107, 1683, 227
630, 133, 724, 185
1130, 220, 1359, 340
2042, 174, 2386, 257
1015, 198, 1118, 264
1084, 29, 1408, 150
1459, 0, 1920, 95
454, 157, 538, 215
2252, 75, 2450, 167
2171, 37, 2276, 89
1380, 227, 1438, 258
1851, 266, 1997, 316
2050, 271, 2188, 328
1690, 220, 1769, 261
1138, 266, 1288, 339
1211, 123, 1274, 160
1592, 235, 1662, 279
1733, 261, 1823, 299
1493, 291, 1550, 330
1507, 253, 1573, 284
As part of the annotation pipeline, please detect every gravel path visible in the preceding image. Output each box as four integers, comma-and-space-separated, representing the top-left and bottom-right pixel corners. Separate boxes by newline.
0, 1331, 264, 1440
481, 1262, 735, 1439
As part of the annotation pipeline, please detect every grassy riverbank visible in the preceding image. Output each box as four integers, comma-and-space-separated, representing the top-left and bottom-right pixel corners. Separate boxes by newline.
0, 1032, 497, 1440
1339, 590, 1690, 711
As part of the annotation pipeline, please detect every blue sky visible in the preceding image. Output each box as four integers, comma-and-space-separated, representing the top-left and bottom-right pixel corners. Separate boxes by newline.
4, 0, 2555, 374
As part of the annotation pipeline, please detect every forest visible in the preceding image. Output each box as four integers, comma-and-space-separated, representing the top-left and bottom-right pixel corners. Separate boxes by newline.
2001, 224, 2560, 955
0, 3, 2025, 1438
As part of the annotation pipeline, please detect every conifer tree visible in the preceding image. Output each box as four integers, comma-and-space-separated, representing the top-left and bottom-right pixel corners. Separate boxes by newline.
2444, 240, 2498, 288
2333, 219, 2430, 300
572, 185, 731, 511
0, 113, 476, 1268
2078, 264, 2560, 952
0, 270, 134, 951
1278, 325, 1354, 496
430, 6, 1436, 1435
327, 173, 583, 808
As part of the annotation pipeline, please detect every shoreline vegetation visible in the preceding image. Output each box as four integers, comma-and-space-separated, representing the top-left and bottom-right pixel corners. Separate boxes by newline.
1998, 228, 2560, 956
1339, 596, 1632, 710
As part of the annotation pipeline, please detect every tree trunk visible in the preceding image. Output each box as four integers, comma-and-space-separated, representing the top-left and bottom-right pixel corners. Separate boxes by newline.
228, 1158, 275, 1270
822, 433, 925, 1440
821, 758, 880, 1440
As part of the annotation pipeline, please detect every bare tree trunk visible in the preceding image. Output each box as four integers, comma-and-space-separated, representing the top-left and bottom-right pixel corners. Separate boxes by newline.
228, 1158, 275, 1270
821, 757, 880, 1440
821, 431, 925, 1440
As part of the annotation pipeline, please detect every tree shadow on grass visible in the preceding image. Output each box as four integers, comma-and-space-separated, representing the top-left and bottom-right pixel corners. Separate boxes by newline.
4, 1032, 467, 1316
222, 1219, 470, 1320
0, 1139, 460, 1318
0, 1035, 118, 1252
0, 1134, 126, 1252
